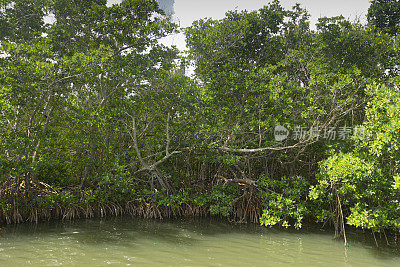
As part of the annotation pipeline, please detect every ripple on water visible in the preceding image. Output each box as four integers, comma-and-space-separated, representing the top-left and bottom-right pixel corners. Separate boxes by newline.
0, 218, 399, 266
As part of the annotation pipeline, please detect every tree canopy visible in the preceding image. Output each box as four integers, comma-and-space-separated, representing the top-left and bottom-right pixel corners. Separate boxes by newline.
368, 0, 400, 36
1, 0, 400, 243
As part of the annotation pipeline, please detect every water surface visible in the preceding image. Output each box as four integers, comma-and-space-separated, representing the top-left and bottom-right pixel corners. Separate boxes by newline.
0, 218, 399, 266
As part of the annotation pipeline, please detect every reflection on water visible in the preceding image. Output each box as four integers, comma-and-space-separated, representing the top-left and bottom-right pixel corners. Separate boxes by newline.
0, 217, 399, 266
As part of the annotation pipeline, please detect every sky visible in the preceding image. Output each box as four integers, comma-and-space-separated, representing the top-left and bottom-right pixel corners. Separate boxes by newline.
108, 0, 372, 51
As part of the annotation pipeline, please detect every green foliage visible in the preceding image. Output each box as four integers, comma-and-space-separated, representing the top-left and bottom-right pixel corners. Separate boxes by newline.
35, 156, 78, 186
0, 156, 10, 181
310, 153, 384, 206
209, 184, 240, 217
368, 0, 400, 36
0, 0, 49, 42
307, 81, 400, 233
93, 165, 137, 203
258, 175, 309, 229
150, 190, 191, 209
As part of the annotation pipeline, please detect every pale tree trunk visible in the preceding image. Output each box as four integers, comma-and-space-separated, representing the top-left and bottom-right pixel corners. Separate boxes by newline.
126, 113, 182, 193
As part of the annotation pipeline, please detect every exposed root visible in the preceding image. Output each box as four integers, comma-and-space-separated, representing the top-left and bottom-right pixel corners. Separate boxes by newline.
0, 176, 262, 226
230, 189, 263, 224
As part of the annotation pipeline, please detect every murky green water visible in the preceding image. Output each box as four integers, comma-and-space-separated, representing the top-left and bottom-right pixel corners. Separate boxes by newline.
0, 218, 399, 266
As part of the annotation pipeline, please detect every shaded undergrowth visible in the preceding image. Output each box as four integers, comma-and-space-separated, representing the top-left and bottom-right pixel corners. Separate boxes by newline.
0, 176, 263, 226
